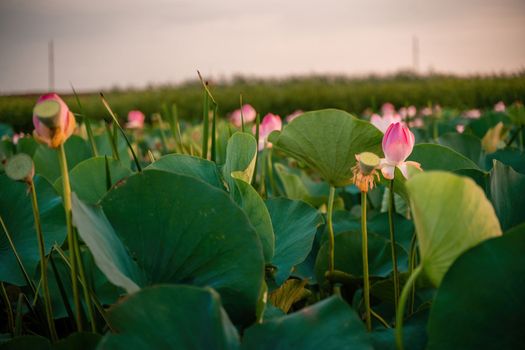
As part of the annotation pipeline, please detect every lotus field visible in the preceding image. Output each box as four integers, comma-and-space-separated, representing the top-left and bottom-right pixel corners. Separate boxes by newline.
0, 85, 524, 350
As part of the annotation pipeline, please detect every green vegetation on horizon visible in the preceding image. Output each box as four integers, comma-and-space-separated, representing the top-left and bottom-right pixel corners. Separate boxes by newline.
1, 73, 524, 131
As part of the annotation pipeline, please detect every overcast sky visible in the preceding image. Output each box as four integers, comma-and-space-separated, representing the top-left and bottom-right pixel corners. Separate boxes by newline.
0, 0, 524, 94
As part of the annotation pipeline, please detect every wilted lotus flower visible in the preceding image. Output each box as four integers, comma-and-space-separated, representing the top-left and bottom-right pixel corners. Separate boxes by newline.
285, 110, 303, 123
494, 101, 506, 112
352, 152, 380, 192
464, 109, 481, 119
126, 110, 145, 129
254, 113, 282, 150
370, 113, 403, 133
380, 122, 421, 179
230, 104, 257, 127
33, 93, 76, 148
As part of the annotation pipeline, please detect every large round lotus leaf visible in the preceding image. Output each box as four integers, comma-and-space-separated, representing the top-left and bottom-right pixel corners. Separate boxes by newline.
265, 198, 323, 285
94, 134, 131, 167
268, 109, 383, 187
485, 148, 525, 174
54, 332, 101, 350
371, 309, 428, 350
54, 157, 132, 204
241, 296, 372, 350
408, 143, 481, 172
438, 132, 482, 165
467, 112, 510, 139
0, 175, 66, 285
406, 171, 502, 287
98, 285, 240, 350
33, 135, 92, 183
488, 160, 525, 230
0, 336, 51, 349
100, 170, 264, 324
427, 227, 525, 349
231, 178, 274, 262
315, 231, 408, 285
146, 154, 224, 189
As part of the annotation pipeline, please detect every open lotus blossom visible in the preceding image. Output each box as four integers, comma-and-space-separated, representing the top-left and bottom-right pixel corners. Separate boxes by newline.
230, 104, 257, 127
380, 122, 421, 179
33, 93, 76, 148
398, 106, 416, 119
494, 101, 506, 112
253, 113, 282, 150
285, 110, 303, 123
370, 113, 403, 133
126, 110, 145, 129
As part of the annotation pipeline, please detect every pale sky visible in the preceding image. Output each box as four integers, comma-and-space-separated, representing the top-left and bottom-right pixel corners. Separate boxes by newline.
0, 0, 524, 94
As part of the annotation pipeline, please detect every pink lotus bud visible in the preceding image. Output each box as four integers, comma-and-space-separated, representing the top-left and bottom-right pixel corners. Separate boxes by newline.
254, 113, 282, 150
380, 122, 420, 179
32, 93, 76, 148
12, 132, 25, 145
370, 113, 403, 134
407, 106, 417, 118
285, 110, 303, 123
126, 110, 145, 129
494, 101, 505, 112
230, 104, 257, 127
464, 109, 481, 119
381, 102, 395, 116
456, 124, 465, 133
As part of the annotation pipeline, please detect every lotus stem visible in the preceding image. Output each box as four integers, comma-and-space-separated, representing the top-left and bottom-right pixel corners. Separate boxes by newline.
73, 238, 97, 333
29, 181, 58, 341
388, 180, 400, 310
361, 191, 372, 331
58, 143, 83, 331
1, 282, 14, 334
396, 264, 423, 350
327, 185, 336, 276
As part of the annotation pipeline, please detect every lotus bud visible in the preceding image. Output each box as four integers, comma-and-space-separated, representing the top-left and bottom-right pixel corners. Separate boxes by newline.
380, 122, 421, 179
126, 110, 145, 129
230, 104, 257, 127
33, 93, 76, 148
254, 113, 282, 150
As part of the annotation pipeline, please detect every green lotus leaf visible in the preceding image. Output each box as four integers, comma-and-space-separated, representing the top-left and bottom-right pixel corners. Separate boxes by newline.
241, 296, 372, 350
268, 109, 383, 187
0, 175, 66, 285
98, 285, 240, 350
266, 198, 323, 285
406, 171, 502, 287
427, 226, 525, 349
54, 157, 132, 204
223, 132, 257, 186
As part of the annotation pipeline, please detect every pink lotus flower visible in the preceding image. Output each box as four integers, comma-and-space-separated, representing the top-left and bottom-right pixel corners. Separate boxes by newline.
464, 109, 481, 119
381, 103, 395, 116
285, 110, 303, 123
230, 104, 256, 127
456, 124, 465, 133
126, 110, 145, 129
253, 113, 282, 150
12, 132, 25, 145
380, 122, 421, 179
421, 107, 432, 116
370, 113, 403, 133
409, 118, 424, 128
33, 93, 76, 148
494, 101, 505, 112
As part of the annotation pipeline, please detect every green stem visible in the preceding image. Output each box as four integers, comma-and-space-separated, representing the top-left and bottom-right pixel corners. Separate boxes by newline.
71, 85, 98, 157
408, 233, 418, 314
29, 181, 58, 341
259, 149, 267, 198
202, 89, 209, 159
396, 265, 423, 350
253, 113, 261, 187
327, 186, 336, 275
156, 114, 169, 154
1, 282, 14, 334
371, 309, 391, 329
0, 215, 36, 295
58, 143, 83, 331
211, 105, 217, 162
388, 180, 400, 310
267, 148, 278, 196
14, 293, 24, 337
104, 122, 119, 161
361, 191, 371, 331
73, 235, 97, 333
